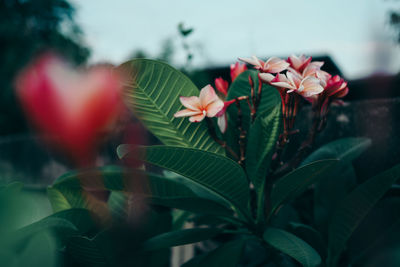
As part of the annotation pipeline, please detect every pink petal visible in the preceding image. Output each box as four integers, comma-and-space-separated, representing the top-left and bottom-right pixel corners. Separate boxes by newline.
286, 71, 301, 88
300, 77, 324, 97
265, 57, 290, 73
217, 114, 228, 133
206, 99, 224, 117
310, 61, 324, 68
179, 96, 201, 111
259, 73, 275, 83
287, 55, 303, 70
189, 113, 206, 122
199, 85, 219, 107
274, 73, 290, 83
271, 81, 296, 90
238, 56, 264, 69
215, 77, 229, 96
230, 62, 247, 81
174, 109, 202, 118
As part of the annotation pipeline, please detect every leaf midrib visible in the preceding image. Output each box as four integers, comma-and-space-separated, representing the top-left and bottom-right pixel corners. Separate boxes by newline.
126, 63, 192, 146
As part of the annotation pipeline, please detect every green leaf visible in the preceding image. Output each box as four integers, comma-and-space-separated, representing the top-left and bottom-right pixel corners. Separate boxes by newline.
225, 70, 280, 156
327, 163, 400, 267
182, 239, 245, 267
303, 138, 370, 234
14, 217, 77, 240
49, 167, 233, 216
117, 59, 223, 154
263, 227, 322, 267
270, 160, 338, 215
142, 228, 221, 251
118, 145, 250, 215
47, 186, 85, 212
2, 217, 78, 250
301, 137, 371, 166
288, 222, 326, 260
17, 231, 57, 267
67, 236, 108, 267
246, 103, 281, 191
172, 210, 192, 230
245, 103, 281, 224
49, 208, 97, 234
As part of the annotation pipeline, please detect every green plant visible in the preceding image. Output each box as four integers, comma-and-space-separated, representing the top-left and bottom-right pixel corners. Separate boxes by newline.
2, 57, 399, 266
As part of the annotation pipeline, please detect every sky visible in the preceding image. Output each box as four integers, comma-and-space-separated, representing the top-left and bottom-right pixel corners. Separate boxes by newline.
70, 0, 400, 79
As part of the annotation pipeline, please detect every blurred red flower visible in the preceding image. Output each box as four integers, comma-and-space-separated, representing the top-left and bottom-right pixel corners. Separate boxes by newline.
16, 53, 123, 165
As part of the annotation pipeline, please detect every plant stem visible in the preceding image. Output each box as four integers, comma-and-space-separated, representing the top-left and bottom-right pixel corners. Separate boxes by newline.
235, 98, 247, 167
272, 107, 321, 177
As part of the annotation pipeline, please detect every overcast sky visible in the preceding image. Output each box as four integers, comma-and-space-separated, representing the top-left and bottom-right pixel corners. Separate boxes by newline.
70, 0, 400, 79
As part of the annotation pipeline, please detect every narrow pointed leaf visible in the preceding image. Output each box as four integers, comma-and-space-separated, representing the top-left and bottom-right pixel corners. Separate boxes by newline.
270, 160, 338, 215
302, 137, 371, 166
142, 228, 221, 251
246, 103, 281, 191
117, 59, 223, 154
263, 227, 322, 267
118, 145, 250, 214
48, 167, 233, 216
327, 163, 400, 267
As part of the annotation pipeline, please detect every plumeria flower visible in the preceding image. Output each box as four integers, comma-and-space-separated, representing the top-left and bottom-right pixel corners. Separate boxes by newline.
230, 62, 247, 81
174, 85, 224, 123
215, 77, 229, 96
260, 70, 324, 97
239, 56, 289, 73
287, 54, 312, 73
324, 75, 348, 98
299, 61, 331, 87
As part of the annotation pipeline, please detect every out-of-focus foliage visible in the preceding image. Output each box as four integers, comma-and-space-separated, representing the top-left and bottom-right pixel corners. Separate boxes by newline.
0, 0, 89, 135
390, 9, 400, 42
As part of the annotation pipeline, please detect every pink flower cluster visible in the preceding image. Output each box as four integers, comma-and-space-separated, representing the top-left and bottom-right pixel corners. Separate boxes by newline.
174, 62, 247, 133
241, 54, 349, 132
241, 54, 348, 101
173, 54, 349, 135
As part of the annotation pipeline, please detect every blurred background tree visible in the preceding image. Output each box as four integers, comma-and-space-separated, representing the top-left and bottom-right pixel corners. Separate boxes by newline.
390, 9, 400, 42
0, 0, 90, 135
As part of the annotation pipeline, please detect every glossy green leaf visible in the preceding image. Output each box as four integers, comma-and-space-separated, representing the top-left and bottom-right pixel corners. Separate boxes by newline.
48, 167, 233, 216
118, 145, 250, 215
304, 138, 370, 234
246, 103, 281, 191
270, 160, 338, 215
327, 163, 400, 267
301, 137, 371, 166
182, 239, 245, 267
225, 70, 280, 156
117, 59, 223, 154
288, 222, 326, 260
142, 228, 221, 251
263, 227, 322, 267
246, 103, 281, 223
